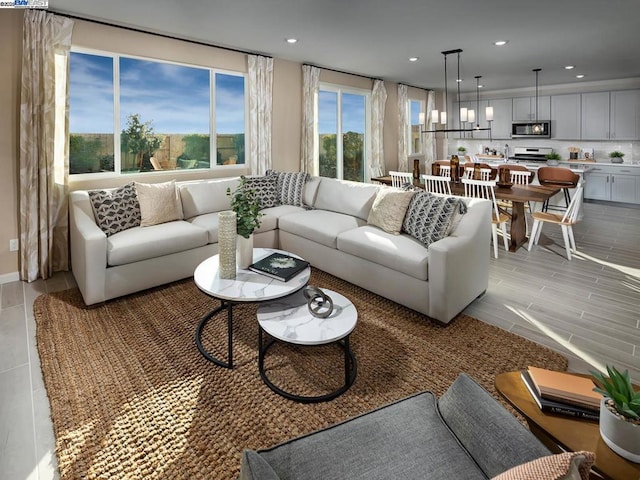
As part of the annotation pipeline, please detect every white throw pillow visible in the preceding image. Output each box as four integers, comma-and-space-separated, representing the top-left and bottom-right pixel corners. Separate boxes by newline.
135, 180, 184, 227
367, 187, 415, 235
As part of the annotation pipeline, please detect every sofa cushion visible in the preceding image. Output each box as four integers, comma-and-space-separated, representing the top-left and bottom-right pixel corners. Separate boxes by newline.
279, 210, 366, 249
491, 452, 595, 480
88, 183, 141, 236
402, 192, 465, 247
303, 176, 321, 207
107, 221, 208, 266
178, 178, 239, 219
256, 391, 485, 480
186, 213, 220, 244
258, 205, 306, 233
314, 177, 379, 220
136, 180, 184, 227
244, 175, 279, 209
267, 170, 310, 207
367, 187, 415, 235
337, 226, 429, 281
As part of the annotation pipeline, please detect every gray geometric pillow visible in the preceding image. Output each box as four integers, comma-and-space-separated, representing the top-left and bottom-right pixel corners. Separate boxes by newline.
402, 192, 466, 247
243, 175, 279, 208
267, 170, 310, 206
88, 183, 141, 236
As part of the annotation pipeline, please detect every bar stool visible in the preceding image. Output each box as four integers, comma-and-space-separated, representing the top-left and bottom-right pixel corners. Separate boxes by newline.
537, 167, 579, 212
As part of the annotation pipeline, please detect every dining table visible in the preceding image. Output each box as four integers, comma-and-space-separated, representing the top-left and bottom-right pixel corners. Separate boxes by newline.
371, 175, 560, 252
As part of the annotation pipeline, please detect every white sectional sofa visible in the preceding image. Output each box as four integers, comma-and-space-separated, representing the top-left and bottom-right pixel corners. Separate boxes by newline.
70, 175, 491, 324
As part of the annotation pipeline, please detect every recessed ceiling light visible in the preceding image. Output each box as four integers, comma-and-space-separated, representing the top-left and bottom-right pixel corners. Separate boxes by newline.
408, 57, 419, 62
285, 38, 298, 44
564, 65, 575, 70
493, 40, 508, 46
576, 74, 585, 79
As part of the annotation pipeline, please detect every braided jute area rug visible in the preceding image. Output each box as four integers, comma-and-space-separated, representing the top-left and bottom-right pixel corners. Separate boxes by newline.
35, 268, 567, 480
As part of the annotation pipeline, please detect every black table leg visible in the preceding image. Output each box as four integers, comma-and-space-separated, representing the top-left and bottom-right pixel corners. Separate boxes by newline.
195, 300, 234, 368
258, 325, 357, 403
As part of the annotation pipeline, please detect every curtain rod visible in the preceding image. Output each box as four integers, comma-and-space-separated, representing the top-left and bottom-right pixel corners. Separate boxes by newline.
304, 63, 383, 83
49, 10, 272, 59
399, 83, 432, 93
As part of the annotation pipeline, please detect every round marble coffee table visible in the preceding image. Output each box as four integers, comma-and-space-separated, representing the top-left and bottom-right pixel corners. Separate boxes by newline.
194, 248, 310, 369
257, 288, 357, 403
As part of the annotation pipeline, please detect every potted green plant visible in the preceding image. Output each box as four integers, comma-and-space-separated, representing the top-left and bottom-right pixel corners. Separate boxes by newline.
457, 146, 467, 156
227, 177, 263, 268
609, 151, 625, 164
592, 366, 640, 463
545, 152, 562, 166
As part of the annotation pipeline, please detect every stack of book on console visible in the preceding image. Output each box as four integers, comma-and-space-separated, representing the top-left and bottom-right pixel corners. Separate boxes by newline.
521, 366, 603, 421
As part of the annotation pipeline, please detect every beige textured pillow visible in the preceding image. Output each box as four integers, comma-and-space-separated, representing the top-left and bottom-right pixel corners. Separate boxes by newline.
491, 451, 595, 480
367, 187, 415, 235
135, 180, 184, 227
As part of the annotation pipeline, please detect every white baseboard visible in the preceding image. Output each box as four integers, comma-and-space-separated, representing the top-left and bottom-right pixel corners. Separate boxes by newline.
0, 271, 20, 284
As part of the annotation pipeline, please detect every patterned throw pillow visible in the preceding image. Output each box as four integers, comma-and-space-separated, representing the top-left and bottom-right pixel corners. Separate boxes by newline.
367, 188, 415, 235
402, 192, 466, 247
243, 175, 279, 208
88, 183, 141, 237
491, 451, 595, 480
267, 170, 310, 207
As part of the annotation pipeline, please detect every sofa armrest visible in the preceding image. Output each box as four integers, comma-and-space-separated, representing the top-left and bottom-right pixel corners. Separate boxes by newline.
427, 198, 491, 323
69, 191, 108, 305
438, 373, 551, 478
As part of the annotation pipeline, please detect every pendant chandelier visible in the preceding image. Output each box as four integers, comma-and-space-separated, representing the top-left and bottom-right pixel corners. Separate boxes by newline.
423, 48, 492, 134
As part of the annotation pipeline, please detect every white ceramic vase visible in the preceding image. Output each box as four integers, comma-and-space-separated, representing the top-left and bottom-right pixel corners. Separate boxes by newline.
218, 211, 237, 279
237, 234, 254, 270
599, 398, 640, 463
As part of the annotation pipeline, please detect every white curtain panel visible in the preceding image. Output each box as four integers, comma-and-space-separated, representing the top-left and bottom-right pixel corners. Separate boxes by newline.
20, 10, 74, 282
300, 65, 319, 175
396, 83, 409, 172
425, 90, 436, 164
248, 55, 273, 175
370, 79, 387, 178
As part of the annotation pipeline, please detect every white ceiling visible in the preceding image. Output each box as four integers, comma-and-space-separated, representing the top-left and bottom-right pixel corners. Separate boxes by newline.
49, 0, 640, 93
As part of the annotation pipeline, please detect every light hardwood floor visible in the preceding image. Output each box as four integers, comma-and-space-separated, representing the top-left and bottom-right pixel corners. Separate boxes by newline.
0, 200, 638, 480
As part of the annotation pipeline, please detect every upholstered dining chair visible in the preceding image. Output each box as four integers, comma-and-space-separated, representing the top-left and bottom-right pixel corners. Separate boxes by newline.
527, 183, 584, 260
389, 171, 414, 188
462, 178, 509, 258
537, 167, 579, 211
421, 174, 452, 195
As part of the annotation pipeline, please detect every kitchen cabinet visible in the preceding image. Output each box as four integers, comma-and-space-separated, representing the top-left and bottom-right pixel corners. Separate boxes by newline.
610, 89, 640, 140
487, 98, 512, 139
551, 94, 581, 139
581, 91, 610, 140
512, 96, 550, 121
584, 166, 638, 204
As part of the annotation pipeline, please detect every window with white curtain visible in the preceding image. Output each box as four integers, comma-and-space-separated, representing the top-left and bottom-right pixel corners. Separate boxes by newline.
409, 99, 425, 155
317, 83, 370, 182
68, 49, 246, 176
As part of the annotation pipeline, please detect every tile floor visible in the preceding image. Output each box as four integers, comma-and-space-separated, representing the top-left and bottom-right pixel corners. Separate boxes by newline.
0, 200, 639, 479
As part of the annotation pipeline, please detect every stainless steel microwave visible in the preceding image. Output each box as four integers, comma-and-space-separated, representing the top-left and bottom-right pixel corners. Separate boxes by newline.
511, 121, 551, 138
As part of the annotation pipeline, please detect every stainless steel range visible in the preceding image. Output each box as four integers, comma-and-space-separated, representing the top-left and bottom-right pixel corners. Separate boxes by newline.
508, 146, 553, 163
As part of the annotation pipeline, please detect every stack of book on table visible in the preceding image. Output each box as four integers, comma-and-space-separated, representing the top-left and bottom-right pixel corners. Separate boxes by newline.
521, 366, 603, 421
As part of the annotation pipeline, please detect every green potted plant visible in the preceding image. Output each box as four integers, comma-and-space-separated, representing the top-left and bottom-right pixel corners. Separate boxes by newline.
457, 146, 467, 156
227, 177, 263, 268
545, 152, 562, 166
592, 366, 640, 463
609, 151, 625, 164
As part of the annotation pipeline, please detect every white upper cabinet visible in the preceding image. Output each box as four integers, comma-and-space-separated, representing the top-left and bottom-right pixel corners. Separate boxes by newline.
551, 94, 581, 139
610, 90, 640, 140
512, 96, 550, 121
581, 91, 610, 140
488, 98, 512, 139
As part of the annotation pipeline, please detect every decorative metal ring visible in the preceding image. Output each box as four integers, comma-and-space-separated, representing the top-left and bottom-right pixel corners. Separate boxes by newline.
302, 286, 334, 318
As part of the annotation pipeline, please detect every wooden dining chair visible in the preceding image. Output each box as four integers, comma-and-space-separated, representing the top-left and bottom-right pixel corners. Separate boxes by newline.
389, 171, 414, 188
527, 183, 584, 260
463, 163, 495, 181
431, 161, 451, 177
462, 178, 509, 258
421, 174, 452, 195
497, 165, 535, 233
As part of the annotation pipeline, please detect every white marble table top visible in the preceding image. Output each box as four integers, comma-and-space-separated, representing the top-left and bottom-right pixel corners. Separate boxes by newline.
257, 289, 357, 345
194, 248, 310, 302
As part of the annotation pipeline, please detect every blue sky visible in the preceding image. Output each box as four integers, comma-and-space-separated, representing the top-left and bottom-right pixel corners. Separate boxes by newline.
69, 52, 245, 134
318, 90, 366, 135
